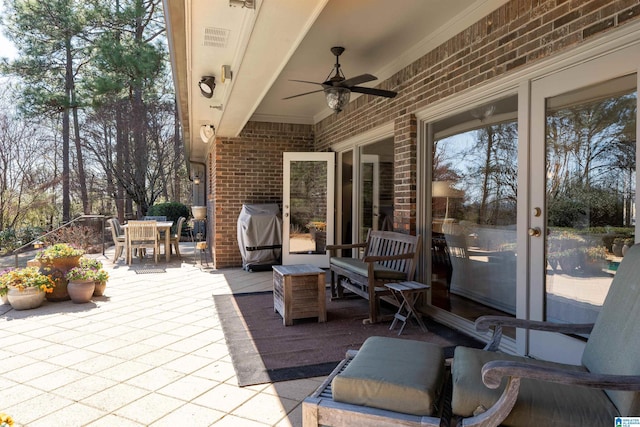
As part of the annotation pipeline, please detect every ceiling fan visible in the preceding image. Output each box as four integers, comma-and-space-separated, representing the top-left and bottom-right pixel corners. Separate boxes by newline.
283, 46, 397, 113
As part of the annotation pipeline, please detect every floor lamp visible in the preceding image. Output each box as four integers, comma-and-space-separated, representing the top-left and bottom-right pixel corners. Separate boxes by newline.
432, 181, 463, 220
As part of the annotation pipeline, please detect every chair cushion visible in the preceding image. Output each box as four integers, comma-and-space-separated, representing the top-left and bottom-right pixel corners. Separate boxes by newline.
332, 336, 444, 416
330, 257, 407, 280
452, 346, 620, 427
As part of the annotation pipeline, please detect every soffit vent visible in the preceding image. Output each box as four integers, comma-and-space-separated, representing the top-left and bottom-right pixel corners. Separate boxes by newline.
203, 27, 230, 48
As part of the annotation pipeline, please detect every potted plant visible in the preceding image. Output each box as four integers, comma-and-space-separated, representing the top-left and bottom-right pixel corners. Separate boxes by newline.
34, 243, 84, 301
581, 245, 607, 274
0, 267, 55, 310
79, 257, 109, 296
0, 412, 14, 427
65, 265, 97, 303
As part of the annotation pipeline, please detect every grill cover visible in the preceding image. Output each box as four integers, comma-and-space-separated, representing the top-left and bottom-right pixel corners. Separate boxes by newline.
237, 204, 282, 270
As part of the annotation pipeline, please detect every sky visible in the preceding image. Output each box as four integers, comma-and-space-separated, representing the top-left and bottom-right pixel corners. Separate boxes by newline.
0, 34, 17, 60
0, 1, 17, 60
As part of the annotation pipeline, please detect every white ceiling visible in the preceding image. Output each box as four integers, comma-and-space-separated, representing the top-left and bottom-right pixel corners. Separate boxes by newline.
164, 0, 508, 163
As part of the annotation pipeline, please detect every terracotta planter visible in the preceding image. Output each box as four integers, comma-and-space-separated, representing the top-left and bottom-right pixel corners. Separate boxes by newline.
93, 280, 107, 297
7, 286, 46, 310
1, 293, 8, 305
39, 255, 82, 272
68, 279, 95, 303
37, 256, 81, 302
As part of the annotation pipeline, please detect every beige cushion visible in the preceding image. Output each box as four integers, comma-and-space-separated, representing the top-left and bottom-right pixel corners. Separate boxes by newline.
332, 336, 444, 416
452, 346, 620, 427
330, 257, 407, 280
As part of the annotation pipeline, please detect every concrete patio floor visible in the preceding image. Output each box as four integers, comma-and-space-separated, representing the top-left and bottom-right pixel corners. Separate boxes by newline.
0, 243, 323, 426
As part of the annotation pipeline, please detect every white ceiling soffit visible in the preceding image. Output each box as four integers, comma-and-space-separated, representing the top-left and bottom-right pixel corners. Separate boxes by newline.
193, 0, 329, 138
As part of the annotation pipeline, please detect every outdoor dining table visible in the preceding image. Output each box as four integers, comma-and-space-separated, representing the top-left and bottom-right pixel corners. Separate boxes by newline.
122, 220, 174, 262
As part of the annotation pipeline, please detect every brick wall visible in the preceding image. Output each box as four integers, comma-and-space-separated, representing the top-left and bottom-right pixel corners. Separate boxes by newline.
312, 0, 640, 236
210, 122, 314, 267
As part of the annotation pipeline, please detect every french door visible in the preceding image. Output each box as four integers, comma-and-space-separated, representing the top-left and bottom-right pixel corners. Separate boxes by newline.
529, 45, 639, 363
282, 152, 335, 267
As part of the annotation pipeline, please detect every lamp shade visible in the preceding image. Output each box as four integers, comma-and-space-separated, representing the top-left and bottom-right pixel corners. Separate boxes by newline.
432, 181, 464, 198
325, 87, 350, 113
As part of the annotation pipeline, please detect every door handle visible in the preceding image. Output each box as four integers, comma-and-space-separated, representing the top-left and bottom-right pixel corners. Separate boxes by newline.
528, 227, 541, 237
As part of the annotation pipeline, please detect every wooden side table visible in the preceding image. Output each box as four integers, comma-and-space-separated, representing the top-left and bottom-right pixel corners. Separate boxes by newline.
385, 281, 431, 335
273, 264, 326, 326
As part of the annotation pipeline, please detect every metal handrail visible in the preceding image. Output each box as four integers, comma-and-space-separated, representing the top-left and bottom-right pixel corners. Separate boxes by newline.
12, 215, 107, 267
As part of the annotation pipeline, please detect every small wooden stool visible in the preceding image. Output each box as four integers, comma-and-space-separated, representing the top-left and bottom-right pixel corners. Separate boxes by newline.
385, 281, 431, 335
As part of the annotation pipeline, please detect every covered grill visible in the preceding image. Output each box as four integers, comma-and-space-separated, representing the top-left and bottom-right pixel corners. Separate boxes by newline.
237, 203, 282, 271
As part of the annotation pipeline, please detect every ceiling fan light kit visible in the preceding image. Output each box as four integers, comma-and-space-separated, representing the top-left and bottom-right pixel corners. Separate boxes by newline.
198, 76, 216, 98
325, 87, 351, 113
283, 46, 397, 114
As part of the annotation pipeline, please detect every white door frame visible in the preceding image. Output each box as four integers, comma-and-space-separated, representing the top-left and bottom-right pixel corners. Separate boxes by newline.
282, 152, 335, 267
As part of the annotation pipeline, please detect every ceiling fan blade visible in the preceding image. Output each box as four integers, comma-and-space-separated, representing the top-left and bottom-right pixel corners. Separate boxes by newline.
282, 89, 325, 100
339, 73, 377, 87
350, 86, 397, 98
289, 79, 324, 86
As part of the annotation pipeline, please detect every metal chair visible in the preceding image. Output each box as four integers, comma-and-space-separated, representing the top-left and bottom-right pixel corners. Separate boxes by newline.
126, 221, 159, 265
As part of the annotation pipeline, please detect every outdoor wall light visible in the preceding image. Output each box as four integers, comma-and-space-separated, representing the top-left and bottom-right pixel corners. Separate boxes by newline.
200, 124, 215, 143
194, 174, 201, 185
198, 76, 216, 98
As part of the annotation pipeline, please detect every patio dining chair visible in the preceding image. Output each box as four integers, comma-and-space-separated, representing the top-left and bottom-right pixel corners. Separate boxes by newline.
142, 216, 167, 221
126, 221, 159, 265
170, 216, 186, 259
107, 218, 126, 263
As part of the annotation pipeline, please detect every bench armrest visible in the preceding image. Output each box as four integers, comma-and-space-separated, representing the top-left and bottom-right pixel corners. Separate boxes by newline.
326, 242, 367, 250
326, 242, 367, 256
476, 315, 594, 351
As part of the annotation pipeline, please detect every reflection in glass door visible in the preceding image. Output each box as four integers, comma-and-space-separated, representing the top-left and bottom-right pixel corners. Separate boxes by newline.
544, 76, 636, 328
360, 154, 379, 241
430, 96, 519, 322
282, 152, 335, 267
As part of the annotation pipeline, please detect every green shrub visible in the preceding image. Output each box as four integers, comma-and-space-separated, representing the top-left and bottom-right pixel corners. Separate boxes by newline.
147, 202, 190, 224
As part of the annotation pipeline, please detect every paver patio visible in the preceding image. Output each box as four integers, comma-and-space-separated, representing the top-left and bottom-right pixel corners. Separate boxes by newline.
0, 243, 323, 426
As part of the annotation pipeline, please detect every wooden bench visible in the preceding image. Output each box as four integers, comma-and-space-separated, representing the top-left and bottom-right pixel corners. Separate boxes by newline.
327, 230, 422, 324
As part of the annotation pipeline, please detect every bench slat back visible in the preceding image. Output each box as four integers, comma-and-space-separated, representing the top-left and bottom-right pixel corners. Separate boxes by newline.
364, 230, 421, 279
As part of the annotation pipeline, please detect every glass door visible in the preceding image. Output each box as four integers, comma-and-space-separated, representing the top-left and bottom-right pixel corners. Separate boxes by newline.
529, 47, 638, 363
282, 152, 335, 267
